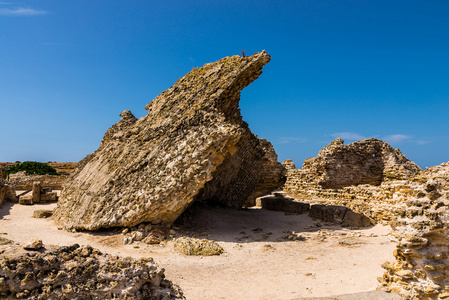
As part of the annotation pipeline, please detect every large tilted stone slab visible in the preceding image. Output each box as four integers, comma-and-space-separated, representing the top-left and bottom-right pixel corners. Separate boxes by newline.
303, 138, 422, 189
54, 51, 277, 230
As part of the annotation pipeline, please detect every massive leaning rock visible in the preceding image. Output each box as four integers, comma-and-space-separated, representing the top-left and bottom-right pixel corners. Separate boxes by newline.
303, 138, 422, 189
54, 51, 279, 230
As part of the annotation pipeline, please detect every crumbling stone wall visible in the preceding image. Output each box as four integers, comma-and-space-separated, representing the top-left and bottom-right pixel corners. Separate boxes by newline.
243, 139, 286, 206
0, 243, 184, 299
303, 138, 422, 189
8, 171, 67, 190
283, 138, 449, 299
284, 168, 419, 223
0, 162, 77, 182
54, 51, 280, 230
0, 179, 16, 205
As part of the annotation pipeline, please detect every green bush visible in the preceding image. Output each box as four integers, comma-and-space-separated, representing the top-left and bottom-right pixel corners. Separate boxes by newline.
4, 161, 59, 179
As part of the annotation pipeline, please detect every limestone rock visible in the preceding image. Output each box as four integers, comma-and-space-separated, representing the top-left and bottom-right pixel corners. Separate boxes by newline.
282, 159, 296, 171
23, 239, 43, 250
0, 178, 16, 205
54, 51, 276, 230
0, 243, 184, 299
173, 237, 223, 256
32, 181, 41, 203
33, 209, 53, 218
303, 138, 422, 189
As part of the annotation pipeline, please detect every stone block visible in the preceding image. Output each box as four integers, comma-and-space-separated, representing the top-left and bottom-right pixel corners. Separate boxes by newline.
256, 196, 309, 214
40, 192, 58, 202
19, 195, 33, 205
342, 210, 372, 227
32, 181, 42, 203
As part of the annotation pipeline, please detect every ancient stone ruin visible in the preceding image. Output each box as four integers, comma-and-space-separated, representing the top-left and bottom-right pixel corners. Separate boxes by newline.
54, 51, 284, 230
17, 181, 58, 205
282, 138, 449, 299
0, 162, 76, 190
302, 138, 422, 189
0, 178, 16, 206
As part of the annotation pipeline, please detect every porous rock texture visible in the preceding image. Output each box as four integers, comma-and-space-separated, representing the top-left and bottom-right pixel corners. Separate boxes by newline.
54, 51, 279, 230
283, 138, 449, 299
0, 178, 16, 206
0, 243, 184, 299
303, 138, 422, 189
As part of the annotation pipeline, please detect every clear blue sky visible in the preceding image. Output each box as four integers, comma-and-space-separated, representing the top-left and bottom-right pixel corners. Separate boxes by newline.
1, 1, 448, 168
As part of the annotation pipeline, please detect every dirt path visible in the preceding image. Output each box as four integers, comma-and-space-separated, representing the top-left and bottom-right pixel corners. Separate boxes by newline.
0, 202, 397, 300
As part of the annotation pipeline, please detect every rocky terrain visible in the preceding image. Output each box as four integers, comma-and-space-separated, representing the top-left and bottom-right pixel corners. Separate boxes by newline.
283, 138, 449, 299
1, 52, 449, 299
0, 242, 183, 299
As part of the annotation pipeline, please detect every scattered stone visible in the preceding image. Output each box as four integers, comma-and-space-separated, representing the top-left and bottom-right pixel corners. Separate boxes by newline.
22, 239, 43, 250
143, 229, 166, 245
0, 243, 184, 299
32, 209, 53, 218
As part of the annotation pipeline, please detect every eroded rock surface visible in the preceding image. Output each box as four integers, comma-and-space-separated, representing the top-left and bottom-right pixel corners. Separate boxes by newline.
303, 138, 422, 189
283, 139, 449, 299
54, 51, 277, 230
0, 243, 184, 299
0, 179, 16, 206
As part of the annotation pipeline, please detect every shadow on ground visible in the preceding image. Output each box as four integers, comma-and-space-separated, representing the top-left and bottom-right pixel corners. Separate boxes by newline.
174, 203, 376, 244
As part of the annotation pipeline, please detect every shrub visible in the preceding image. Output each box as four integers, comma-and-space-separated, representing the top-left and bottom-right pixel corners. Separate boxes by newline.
4, 161, 59, 179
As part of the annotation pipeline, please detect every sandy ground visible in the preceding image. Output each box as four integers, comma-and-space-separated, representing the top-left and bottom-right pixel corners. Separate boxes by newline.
0, 201, 400, 300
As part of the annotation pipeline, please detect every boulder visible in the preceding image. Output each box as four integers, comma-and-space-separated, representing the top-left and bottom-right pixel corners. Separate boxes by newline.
22, 239, 43, 250
54, 51, 278, 230
303, 138, 422, 189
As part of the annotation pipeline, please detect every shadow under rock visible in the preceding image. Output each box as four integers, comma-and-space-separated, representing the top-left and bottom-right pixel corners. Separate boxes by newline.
174, 202, 375, 244
0, 202, 14, 221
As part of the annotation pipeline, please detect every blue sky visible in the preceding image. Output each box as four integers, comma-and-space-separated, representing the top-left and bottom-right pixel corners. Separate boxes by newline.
1, 1, 448, 168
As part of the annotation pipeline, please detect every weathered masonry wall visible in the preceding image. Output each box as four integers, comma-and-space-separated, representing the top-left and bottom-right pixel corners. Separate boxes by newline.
283, 158, 449, 299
